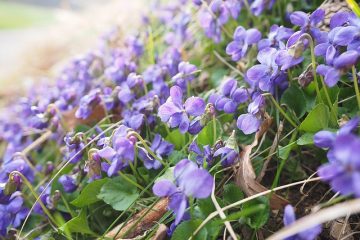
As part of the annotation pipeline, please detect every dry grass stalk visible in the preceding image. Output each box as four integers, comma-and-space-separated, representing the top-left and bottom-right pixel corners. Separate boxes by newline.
267, 198, 360, 240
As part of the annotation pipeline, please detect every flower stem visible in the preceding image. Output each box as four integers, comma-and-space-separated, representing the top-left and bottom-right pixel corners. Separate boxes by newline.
10, 171, 58, 225
346, 0, 360, 17
22, 130, 52, 156
60, 192, 76, 218
265, 94, 298, 129
319, 76, 338, 126
352, 66, 360, 110
301, 33, 337, 125
128, 131, 167, 167
300, 34, 322, 101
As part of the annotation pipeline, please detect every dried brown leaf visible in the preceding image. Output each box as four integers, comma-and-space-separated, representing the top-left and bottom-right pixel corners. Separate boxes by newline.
106, 198, 169, 239
235, 115, 289, 210
151, 224, 168, 240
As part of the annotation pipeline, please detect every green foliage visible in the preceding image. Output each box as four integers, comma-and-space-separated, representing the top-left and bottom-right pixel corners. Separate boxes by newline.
59, 209, 95, 236
155, 166, 175, 182
223, 183, 244, 205
197, 119, 222, 146
197, 197, 217, 217
168, 150, 187, 164
299, 103, 330, 133
281, 84, 307, 118
71, 178, 109, 208
279, 142, 296, 160
97, 175, 139, 211
297, 133, 314, 145
242, 197, 270, 229
171, 219, 209, 240
166, 129, 186, 150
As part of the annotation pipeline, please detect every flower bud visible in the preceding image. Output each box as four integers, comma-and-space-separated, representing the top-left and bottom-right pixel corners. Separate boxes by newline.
128, 135, 137, 145
4, 173, 21, 195
288, 40, 304, 58
44, 162, 55, 175
87, 151, 102, 180
225, 130, 239, 152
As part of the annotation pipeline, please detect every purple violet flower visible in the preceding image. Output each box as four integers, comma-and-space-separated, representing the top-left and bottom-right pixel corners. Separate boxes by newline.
58, 175, 77, 193
316, 50, 359, 87
226, 26, 262, 61
138, 134, 173, 169
0, 187, 28, 237
315, 117, 360, 197
250, 0, 275, 16
0, 154, 34, 184
152, 159, 213, 225
158, 86, 206, 133
236, 94, 265, 135
97, 125, 136, 176
258, 24, 294, 50
209, 78, 249, 113
189, 141, 213, 165
283, 205, 322, 240
75, 89, 101, 119
213, 146, 238, 166
171, 61, 198, 90
198, 0, 230, 43
317, 134, 360, 197
247, 48, 288, 91
63, 132, 85, 164
289, 9, 326, 44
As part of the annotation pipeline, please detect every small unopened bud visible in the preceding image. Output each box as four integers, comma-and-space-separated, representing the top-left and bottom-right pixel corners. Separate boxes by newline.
87, 151, 102, 179
5, 173, 21, 195
45, 162, 55, 175
206, 103, 216, 116
298, 65, 314, 87
225, 131, 239, 152
48, 190, 61, 209
128, 135, 137, 145
288, 40, 305, 58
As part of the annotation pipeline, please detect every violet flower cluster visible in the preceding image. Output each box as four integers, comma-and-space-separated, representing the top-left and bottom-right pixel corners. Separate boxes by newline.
0, 0, 359, 238
315, 117, 360, 197
315, 12, 360, 86
158, 85, 206, 134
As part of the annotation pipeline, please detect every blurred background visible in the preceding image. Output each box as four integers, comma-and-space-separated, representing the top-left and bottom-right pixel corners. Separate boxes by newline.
0, 0, 143, 97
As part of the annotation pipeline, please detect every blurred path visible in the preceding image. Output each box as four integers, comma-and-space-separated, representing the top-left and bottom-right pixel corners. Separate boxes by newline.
0, 0, 144, 98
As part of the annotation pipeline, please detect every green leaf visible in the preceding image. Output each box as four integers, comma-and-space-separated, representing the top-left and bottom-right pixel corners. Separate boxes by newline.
197, 198, 216, 217
281, 85, 307, 118
71, 178, 109, 207
316, 86, 339, 127
97, 175, 139, 211
299, 103, 330, 133
316, 85, 340, 105
279, 142, 296, 160
155, 167, 175, 183
59, 209, 95, 235
168, 150, 187, 165
223, 183, 244, 205
284, 157, 307, 180
197, 119, 222, 146
204, 220, 222, 240
171, 219, 207, 240
210, 68, 228, 87
166, 129, 186, 150
242, 197, 269, 229
297, 133, 314, 145
221, 204, 266, 222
